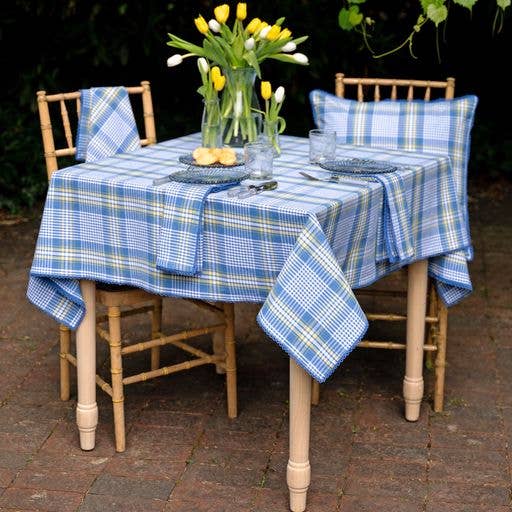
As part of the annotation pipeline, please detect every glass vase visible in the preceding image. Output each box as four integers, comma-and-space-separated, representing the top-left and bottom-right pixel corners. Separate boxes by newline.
220, 67, 262, 148
259, 119, 284, 157
201, 98, 222, 148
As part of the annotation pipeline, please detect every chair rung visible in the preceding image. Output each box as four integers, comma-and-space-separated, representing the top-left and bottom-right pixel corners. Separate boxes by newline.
366, 313, 407, 321
358, 340, 437, 351
123, 355, 223, 385
64, 353, 114, 395
184, 298, 224, 315
356, 289, 407, 298
121, 323, 225, 355
66, 353, 77, 366
165, 338, 214, 359
366, 313, 438, 323
97, 325, 110, 343
95, 374, 113, 396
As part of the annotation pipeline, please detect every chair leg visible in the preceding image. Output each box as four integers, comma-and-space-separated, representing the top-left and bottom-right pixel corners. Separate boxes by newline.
150, 298, 162, 371
434, 300, 448, 412
311, 380, 320, 405
425, 282, 437, 370
59, 324, 71, 401
223, 303, 237, 419
212, 330, 226, 374
108, 306, 126, 452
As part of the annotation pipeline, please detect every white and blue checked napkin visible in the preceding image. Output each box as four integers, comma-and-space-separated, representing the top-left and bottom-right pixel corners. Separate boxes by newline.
156, 181, 237, 276
76, 86, 140, 163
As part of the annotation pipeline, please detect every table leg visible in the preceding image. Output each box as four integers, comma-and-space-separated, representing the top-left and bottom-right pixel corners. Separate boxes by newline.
76, 280, 98, 450
287, 359, 311, 512
403, 260, 428, 421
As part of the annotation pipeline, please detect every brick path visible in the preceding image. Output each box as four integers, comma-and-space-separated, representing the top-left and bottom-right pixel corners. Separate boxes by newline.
0, 190, 510, 512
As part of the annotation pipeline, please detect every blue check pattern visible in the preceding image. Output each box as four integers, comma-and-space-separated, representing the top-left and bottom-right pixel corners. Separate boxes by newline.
156, 181, 237, 276
76, 87, 141, 163
27, 134, 471, 383
309, 90, 478, 261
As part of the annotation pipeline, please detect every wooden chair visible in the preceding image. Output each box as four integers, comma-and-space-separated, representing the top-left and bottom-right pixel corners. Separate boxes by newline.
311, 73, 456, 413
37, 81, 237, 451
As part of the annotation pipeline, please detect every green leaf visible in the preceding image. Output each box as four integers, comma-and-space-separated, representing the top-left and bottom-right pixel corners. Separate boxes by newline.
339, 6, 363, 30
497, 0, 510, 8
348, 6, 364, 26
242, 51, 261, 78
275, 17, 286, 26
453, 0, 477, 9
426, 3, 448, 25
420, 0, 444, 12
290, 35, 309, 45
348, 0, 366, 4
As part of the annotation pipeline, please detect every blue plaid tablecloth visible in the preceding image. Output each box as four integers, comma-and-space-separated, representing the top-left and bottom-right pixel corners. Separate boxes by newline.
27, 134, 471, 382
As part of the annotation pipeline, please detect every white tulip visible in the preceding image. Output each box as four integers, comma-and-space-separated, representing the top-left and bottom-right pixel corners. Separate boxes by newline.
244, 37, 255, 50
208, 19, 221, 33
234, 91, 243, 117
259, 26, 271, 39
281, 42, 296, 53
274, 86, 285, 104
292, 53, 309, 64
197, 57, 209, 74
167, 54, 183, 67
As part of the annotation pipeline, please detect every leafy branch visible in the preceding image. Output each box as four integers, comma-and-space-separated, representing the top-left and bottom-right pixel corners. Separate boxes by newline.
338, 0, 510, 59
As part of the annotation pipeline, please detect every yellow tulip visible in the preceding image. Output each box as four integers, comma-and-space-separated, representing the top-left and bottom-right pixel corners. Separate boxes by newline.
255, 21, 269, 35
278, 28, 292, 40
246, 17, 261, 34
213, 75, 226, 92
261, 81, 272, 101
266, 25, 281, 41
211, 66, 221, 82
236, 3, 247, 21
194, 15, 209, 34
214, 4, 230, 24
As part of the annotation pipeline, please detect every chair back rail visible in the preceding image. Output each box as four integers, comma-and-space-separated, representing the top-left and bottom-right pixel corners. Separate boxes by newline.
335, 73, 455, 102
37, 81, 156, 179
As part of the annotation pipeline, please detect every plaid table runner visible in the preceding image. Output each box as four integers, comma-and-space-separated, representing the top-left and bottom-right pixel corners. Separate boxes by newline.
27, 134, 471, 382
76, 87, 140, 163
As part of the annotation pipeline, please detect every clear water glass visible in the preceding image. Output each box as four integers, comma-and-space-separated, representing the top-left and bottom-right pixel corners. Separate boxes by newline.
244, 142, 274, 180
309, 129, 337, 164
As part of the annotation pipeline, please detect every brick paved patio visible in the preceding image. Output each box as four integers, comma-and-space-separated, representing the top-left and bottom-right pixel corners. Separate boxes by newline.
0, 188, 511, 512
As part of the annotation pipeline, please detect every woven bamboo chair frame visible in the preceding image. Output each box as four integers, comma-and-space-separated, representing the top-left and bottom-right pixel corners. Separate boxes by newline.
311, 73, 455, 412
37, 82, 237, 452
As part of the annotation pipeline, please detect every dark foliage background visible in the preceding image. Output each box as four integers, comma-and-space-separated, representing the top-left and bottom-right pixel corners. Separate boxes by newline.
0, 0, 510, 212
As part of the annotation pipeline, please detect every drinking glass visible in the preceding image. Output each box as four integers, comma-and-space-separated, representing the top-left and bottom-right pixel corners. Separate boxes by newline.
309, 129, 337, 164
244, 142, 274, 180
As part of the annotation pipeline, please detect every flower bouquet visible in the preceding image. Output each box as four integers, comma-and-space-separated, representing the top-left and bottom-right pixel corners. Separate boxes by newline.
166, 2, 308, 147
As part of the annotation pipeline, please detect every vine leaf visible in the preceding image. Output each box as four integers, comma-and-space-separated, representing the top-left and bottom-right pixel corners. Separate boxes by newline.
338, 6, 363, 30
427, 4, 448, 25
420, 0, 445, 11
349, 7, 364, 26
453, 0, 477, 8
453, 0, 477, 7
338, 8, 352, 30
